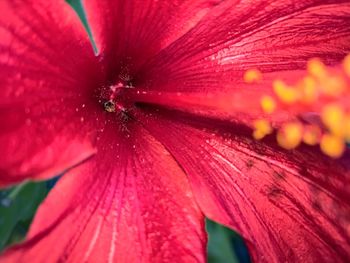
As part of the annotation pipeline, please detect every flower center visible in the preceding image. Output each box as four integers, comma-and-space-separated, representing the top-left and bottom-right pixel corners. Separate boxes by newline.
102, 80, 134, 113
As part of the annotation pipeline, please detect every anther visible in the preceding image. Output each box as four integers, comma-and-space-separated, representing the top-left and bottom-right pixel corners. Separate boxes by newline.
244, 69, 262, 83
252, 119, 272, 140
245, 54, 350, 158
307, 58, 327, 79
343, 54, 350, 77
260, 95, 276, 114
321, 103, 345, 137
277, 122, 303, 150
302, 125, 321, 146
273, 80, 299, 104
298, 76, 318, 104
320, 133, 345, 158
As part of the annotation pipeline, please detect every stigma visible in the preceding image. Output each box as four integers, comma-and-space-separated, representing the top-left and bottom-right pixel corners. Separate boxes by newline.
102, 81, 134, 113
246, 54, 350, 158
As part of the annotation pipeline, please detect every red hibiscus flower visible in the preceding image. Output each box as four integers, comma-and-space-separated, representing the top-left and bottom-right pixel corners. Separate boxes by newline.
1, 0, 350, 262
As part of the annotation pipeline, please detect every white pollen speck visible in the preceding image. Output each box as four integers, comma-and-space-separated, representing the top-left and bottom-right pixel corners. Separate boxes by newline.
82, 104, 86, 108
80, 117, 84, 122
76, 108, 79, 112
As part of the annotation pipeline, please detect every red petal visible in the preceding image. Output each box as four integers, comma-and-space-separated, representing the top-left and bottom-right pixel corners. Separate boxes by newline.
0, 0, 101, 186
1, 124, 206, 262
138, 108, 350, 262
121, 1, 350, 127
137, 1, 350, 94
83, 0, 223, 73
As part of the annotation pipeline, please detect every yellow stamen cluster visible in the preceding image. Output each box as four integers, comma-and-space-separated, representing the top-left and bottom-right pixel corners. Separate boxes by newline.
247, 55, 350, 158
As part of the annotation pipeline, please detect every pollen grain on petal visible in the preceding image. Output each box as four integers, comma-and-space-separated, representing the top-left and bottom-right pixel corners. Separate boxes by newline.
244, 68, 262, 83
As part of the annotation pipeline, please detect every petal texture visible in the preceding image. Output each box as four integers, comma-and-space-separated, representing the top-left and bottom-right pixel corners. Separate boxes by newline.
121, 1, 350, 128
83, 0, 223, 78
1, 124, 206, 263
138, 108, 350, 262
138, 0, 350, 93
0, 0, 101, 186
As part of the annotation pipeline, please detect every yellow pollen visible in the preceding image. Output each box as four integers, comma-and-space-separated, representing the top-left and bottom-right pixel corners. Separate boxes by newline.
320, 133, 345, 158
321, 104, 345, 137
320, 75, 346, 97
244, 69, 262, 83
252, 119, 272, 140
273, 80, 299, 104
307, 58, 327, 79
298, 76, 318, 103
343, 54, 350, 77
277, 122, 303, 150
302, 125, 321, 146
260, 95, 276, 114
249, 54, 350, 158
345, 114, 350, 142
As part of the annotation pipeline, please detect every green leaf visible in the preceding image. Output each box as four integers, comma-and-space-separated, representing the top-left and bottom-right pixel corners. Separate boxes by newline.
66, 0, 97, 53
0, 181, 48, 250
207, 219, 250, 263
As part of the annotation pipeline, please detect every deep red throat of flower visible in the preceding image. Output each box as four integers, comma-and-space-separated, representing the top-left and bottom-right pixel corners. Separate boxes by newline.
1, 0, 350, 262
